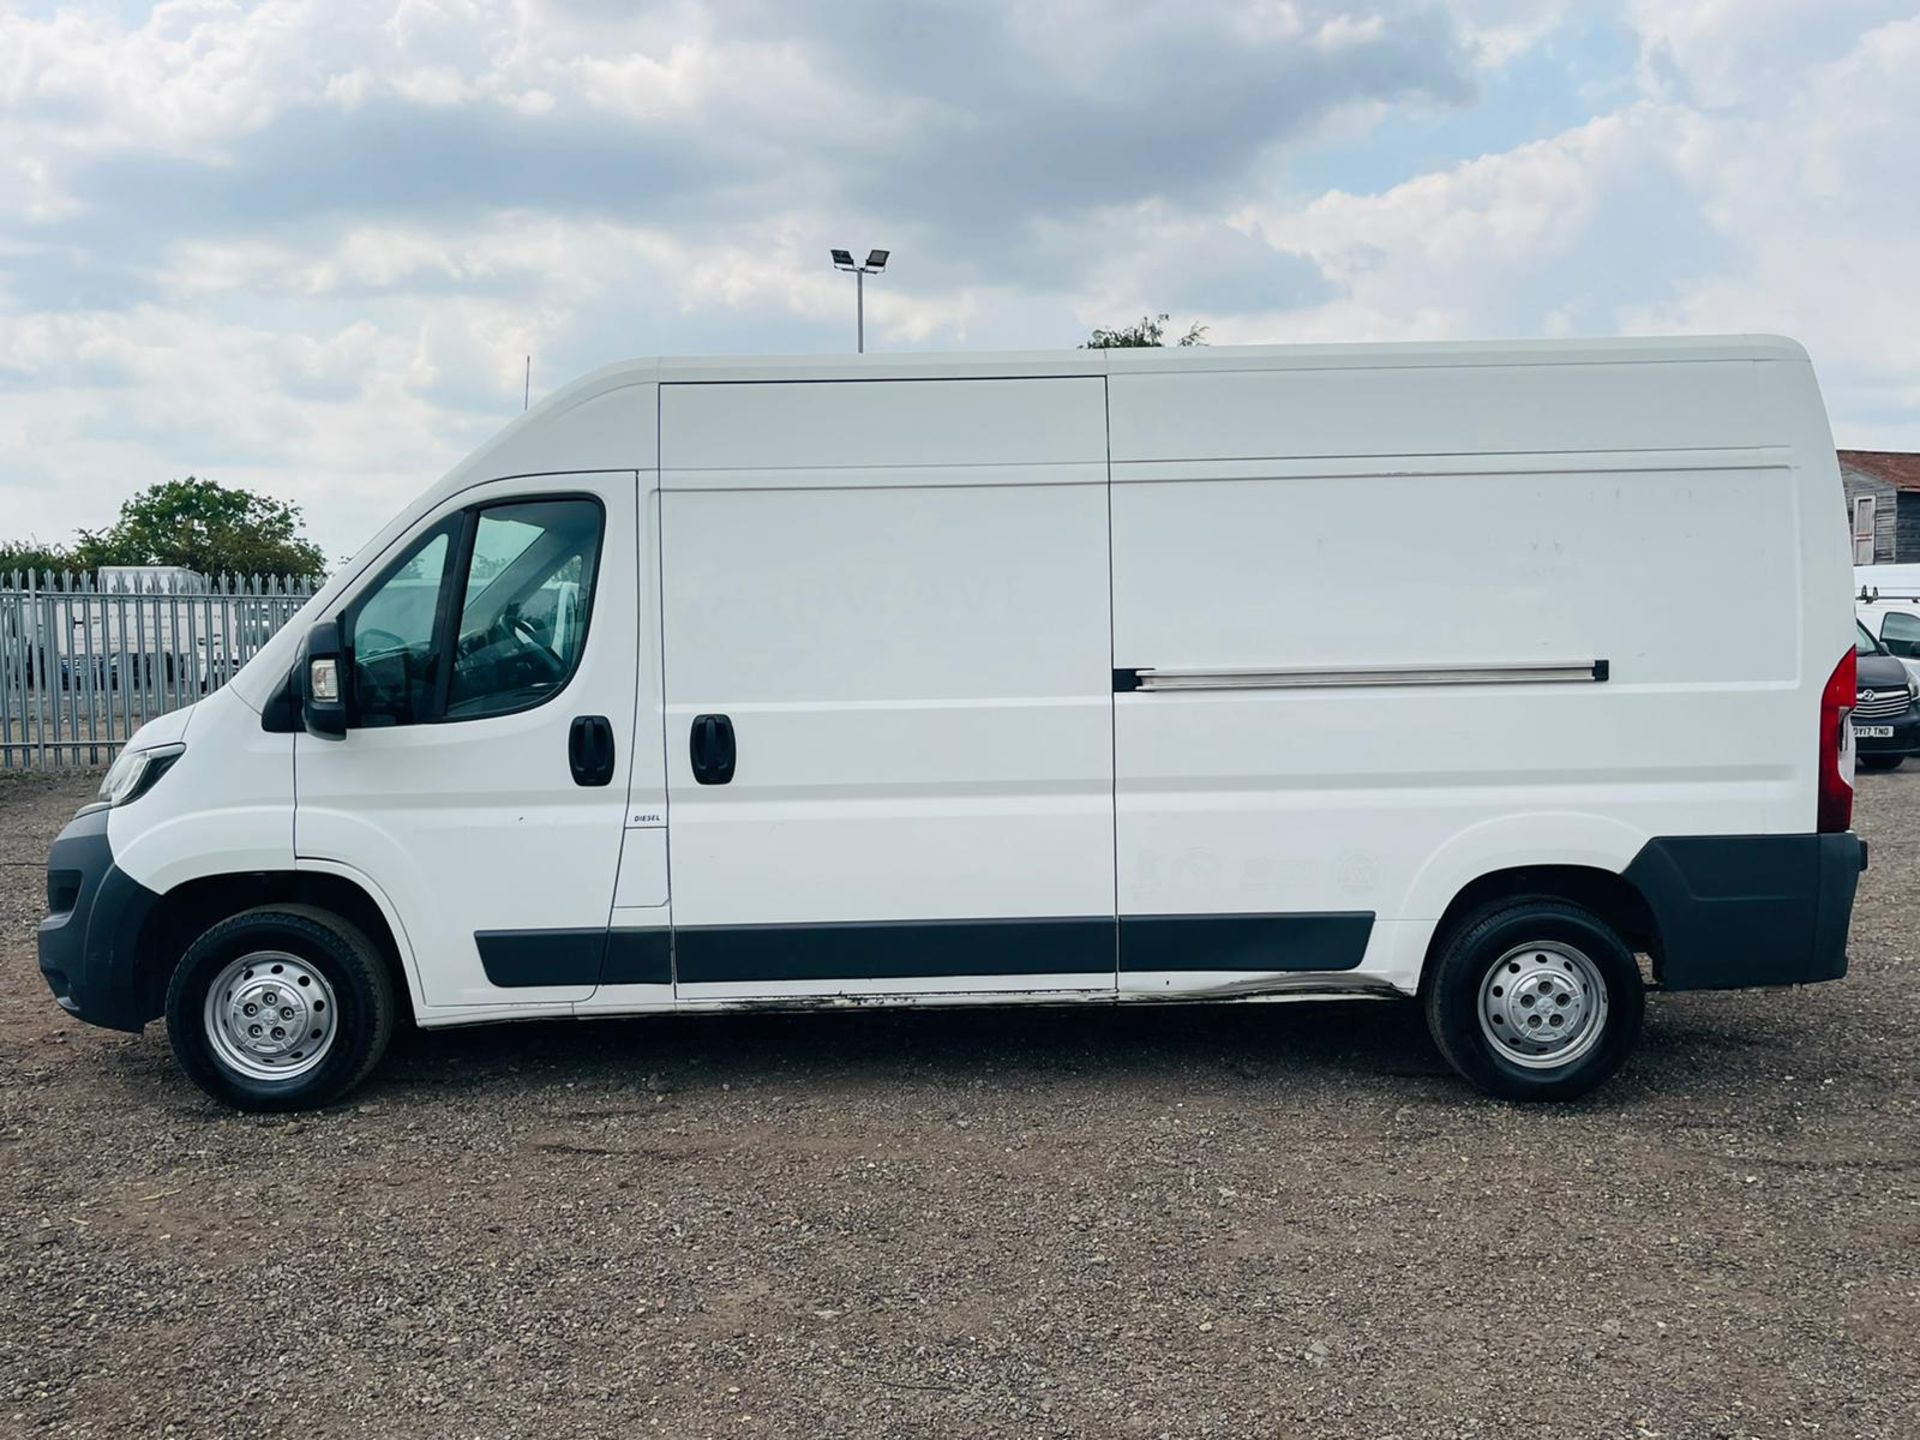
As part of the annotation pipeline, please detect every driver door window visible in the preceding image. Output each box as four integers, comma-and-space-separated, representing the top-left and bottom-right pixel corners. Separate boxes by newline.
448, 499, 603, 719
345, 496, 603, 728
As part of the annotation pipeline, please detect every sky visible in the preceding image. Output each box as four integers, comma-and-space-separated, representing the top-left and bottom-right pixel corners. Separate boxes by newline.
2, 0, 1917, 559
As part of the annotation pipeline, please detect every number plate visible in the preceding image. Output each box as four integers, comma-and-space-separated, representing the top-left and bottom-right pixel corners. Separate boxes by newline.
1855, 724, 1895, 739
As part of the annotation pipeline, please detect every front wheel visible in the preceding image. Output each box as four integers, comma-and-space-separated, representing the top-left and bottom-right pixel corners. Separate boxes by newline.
1424, 898, 1644, 1101
166, 905, 396, 1111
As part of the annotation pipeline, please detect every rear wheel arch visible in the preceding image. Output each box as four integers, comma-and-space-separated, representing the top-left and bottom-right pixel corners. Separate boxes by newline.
133, 870, 412, 1027
1421, 863, 1661, 994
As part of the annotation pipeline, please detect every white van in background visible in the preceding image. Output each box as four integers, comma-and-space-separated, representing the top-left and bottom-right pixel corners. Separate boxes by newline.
40, 336, 1865, 1110
1856, 563, 1920, 596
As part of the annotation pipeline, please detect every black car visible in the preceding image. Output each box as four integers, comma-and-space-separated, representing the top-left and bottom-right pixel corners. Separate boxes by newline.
1853, 620, 1920, 771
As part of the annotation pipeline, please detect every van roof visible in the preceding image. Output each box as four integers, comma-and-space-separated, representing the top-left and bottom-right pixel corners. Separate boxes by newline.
553, 333, 1805, 391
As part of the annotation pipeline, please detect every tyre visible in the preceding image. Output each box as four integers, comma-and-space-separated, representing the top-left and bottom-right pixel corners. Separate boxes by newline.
1424, 898, 1644, 1101
1859, 754, 1904, 772
166, 904, 396, 1111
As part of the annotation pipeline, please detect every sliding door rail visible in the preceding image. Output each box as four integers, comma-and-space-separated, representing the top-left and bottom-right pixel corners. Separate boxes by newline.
1114, 660, 1610, 693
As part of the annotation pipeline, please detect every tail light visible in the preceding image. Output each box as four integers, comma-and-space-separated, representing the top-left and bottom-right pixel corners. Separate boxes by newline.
1818, 646, 1856, 833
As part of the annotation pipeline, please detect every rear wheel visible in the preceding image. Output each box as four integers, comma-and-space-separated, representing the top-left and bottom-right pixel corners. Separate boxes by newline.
1424, 898, 1643, 1101
166, 904, 395, 1112
1859, 754, 1904, 772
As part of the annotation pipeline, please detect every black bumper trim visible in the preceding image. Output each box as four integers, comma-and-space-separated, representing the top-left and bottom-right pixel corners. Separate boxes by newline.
1623, 832, 1862, 990
37, 807, 163, 1032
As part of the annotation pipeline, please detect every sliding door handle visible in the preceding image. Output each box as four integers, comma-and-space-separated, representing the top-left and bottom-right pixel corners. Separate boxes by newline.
690, 713, 735, 785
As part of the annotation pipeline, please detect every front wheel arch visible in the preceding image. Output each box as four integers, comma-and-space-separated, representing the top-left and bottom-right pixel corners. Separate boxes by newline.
133, 870, 411, 1028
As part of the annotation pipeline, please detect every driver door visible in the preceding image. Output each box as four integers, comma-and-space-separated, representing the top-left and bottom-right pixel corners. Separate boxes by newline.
295, 472, 639, 1013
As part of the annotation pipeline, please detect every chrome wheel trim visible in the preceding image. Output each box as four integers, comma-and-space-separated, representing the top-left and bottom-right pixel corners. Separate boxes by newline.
1477, 941, 1609, 1070
203, 951, 339, 1083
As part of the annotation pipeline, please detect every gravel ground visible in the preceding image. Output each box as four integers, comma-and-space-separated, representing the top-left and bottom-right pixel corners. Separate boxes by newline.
2, 768, 1917, 1439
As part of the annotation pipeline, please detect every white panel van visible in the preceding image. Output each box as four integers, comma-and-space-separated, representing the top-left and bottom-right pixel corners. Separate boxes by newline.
38, 337, 1866, 1110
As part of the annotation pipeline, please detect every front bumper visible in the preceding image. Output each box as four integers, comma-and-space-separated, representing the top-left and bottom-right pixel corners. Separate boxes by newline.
1623, 832, 1865, 990
1853, 707, 1920, 757
38, 807, 162, 1033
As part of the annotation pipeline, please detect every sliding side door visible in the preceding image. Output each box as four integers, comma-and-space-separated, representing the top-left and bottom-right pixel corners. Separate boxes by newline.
1106, 357, 1787, 995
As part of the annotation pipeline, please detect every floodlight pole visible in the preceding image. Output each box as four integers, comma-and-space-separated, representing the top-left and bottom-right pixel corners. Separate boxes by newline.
831, 247, 888, 354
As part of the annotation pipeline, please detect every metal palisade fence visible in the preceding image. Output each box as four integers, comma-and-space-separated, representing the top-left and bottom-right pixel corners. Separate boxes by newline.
0, 571, 316, 770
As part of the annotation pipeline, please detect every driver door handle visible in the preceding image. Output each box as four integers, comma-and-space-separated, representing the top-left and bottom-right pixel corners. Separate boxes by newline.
569, 715, 616, 787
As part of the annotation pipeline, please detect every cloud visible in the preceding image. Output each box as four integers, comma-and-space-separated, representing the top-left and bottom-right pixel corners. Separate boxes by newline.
1235, 102, 1734, 341
1623, 13, 1920, 443
1220, 7, 1920, 450
1626, 0, 1913, 106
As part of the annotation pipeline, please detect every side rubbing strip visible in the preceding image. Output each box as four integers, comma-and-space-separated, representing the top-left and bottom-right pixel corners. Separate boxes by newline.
1121, 913, 1373, 972
601, 928, 673, 986
671, 913, 1375, 984
477, 929, 606, 988
1117, 661, 1609, 692
676, 917, 1115, 985
471, 916, 1377, 989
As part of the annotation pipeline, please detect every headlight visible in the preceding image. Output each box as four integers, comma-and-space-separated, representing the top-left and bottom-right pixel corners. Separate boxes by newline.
95, 743, 186, 809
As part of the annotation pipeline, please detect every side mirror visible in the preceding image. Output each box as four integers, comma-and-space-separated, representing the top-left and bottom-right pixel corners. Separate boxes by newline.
301, 619, 349, 740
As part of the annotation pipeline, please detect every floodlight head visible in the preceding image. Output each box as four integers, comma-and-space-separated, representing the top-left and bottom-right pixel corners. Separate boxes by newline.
830, 248, 855, 269
865, 249, 890, 271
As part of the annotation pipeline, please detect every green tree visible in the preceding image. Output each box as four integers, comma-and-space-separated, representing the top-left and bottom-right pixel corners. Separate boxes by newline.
74, 477, 328, 580
1081, 313, 1209, 349
0, 538, 80, 578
